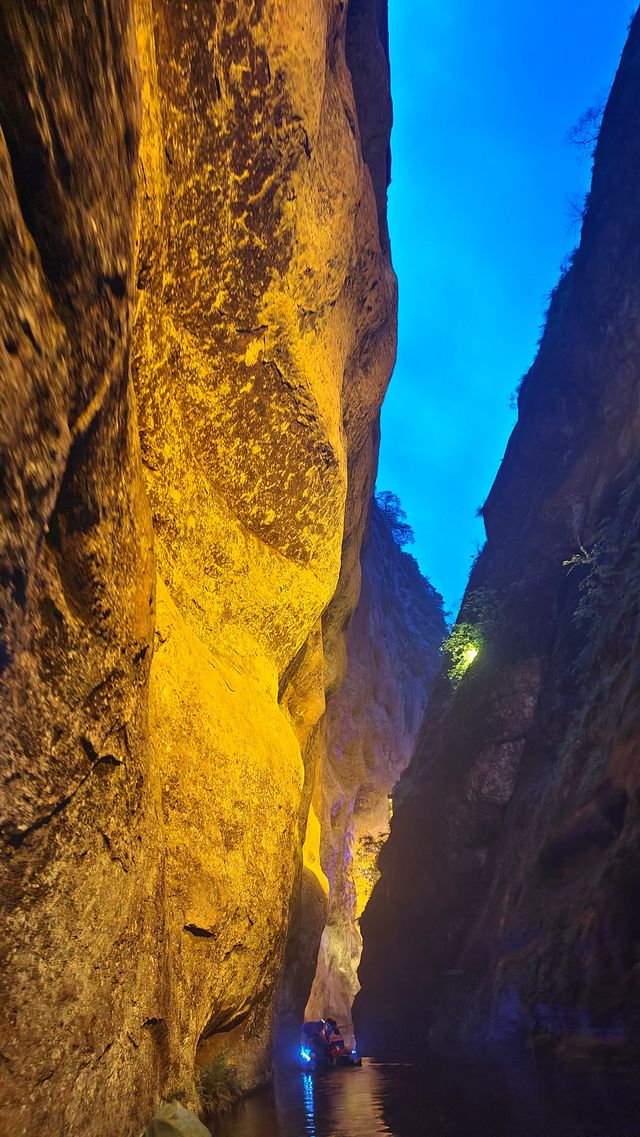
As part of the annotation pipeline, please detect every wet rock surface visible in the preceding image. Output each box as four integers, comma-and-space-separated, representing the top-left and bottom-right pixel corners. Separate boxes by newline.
0, 2, 395, 1133
356, 11, 640, 1058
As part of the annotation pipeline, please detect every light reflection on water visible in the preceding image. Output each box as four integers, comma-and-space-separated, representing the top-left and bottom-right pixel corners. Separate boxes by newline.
301, 1073, 314, 1136
211, 1056, 640, 1137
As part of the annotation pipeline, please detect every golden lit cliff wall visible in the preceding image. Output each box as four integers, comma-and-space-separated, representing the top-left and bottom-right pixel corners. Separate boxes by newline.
0, 2, 395, 1134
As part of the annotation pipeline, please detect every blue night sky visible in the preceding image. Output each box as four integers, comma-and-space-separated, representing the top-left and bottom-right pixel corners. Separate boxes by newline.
376, 1, 634, 618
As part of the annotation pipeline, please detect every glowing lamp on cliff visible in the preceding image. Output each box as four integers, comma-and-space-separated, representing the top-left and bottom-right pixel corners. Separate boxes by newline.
442, 622, 482, 683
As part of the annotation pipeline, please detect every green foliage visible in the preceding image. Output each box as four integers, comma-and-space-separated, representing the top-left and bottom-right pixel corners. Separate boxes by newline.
375, 490, 415, 548
196, 1054, 237, 1117
441, 585, 504, 682
441, 621, 482, 683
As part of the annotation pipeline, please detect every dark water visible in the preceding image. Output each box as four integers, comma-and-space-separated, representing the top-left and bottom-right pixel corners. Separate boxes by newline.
212, 1057, 640, 1137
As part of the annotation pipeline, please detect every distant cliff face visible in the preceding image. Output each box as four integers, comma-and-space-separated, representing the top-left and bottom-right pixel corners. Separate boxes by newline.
0, 3, 395, 1134
305, 503, 445, 1044
356, 12, 640, 1059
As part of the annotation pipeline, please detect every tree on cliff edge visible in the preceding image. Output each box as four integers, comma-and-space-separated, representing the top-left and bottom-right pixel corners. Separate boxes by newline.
375, 490, 415, 549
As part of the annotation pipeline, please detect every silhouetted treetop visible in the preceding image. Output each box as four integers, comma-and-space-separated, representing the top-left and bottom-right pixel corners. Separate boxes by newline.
375, 490, 415, 549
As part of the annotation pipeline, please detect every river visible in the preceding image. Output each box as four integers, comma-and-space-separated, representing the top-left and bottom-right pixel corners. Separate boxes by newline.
210, 1055, 640, 1137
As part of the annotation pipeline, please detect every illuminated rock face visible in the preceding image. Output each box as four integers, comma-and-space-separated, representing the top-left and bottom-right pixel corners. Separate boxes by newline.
0, 2, 395, 1134
305, 503, 445, 1047
357, 11, 640, 1058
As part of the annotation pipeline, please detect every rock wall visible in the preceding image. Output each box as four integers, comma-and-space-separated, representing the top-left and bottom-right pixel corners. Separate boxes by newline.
356, 12, 640, 1059
0, 3, 395, 1134
305, 502, 445, 1047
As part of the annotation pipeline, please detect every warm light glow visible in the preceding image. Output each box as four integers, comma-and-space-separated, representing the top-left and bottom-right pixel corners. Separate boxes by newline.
442, 622, 482, 682
353, 831, 388, 920
303, 806, 330, 895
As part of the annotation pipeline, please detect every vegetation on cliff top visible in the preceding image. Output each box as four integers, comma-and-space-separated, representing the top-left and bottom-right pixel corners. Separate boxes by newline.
375, 490, 445, 615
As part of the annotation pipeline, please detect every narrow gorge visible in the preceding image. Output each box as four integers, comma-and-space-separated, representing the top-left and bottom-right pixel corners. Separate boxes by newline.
357, 7, 640, 1062
0, 1, 444, 1133
2, 3, 640, 1137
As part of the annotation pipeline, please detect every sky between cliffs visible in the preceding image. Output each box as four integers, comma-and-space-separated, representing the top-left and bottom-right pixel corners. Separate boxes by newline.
376, 0, 634, 617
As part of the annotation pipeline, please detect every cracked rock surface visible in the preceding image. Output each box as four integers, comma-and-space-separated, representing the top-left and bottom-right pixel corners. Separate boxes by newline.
0, 2, 395, 1133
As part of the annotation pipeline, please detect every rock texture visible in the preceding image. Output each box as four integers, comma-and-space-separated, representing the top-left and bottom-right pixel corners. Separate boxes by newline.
0, 2, 395, 1134
305, 502, 445, 1046
356, 11, 640, 1059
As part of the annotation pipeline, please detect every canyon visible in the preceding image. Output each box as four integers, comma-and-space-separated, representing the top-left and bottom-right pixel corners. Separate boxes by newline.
0, 1, 443, 1134
356, 7, 640, 1062
2, 2, 640, 1136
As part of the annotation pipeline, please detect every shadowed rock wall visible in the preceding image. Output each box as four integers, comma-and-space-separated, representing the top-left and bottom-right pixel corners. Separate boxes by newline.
356, 11, 640, 1059
0, 2, 395, 1133
305, 502, 445, 1047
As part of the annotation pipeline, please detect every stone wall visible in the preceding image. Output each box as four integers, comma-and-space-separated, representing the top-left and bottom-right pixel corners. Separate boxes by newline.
356, 11, 640, 1059
306, 502, 445, 1047
0, 2, 395, 1133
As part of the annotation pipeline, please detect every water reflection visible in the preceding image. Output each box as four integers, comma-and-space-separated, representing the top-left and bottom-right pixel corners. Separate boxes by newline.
211, 1056, 640, 1137
301, 1073, 314, 1135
